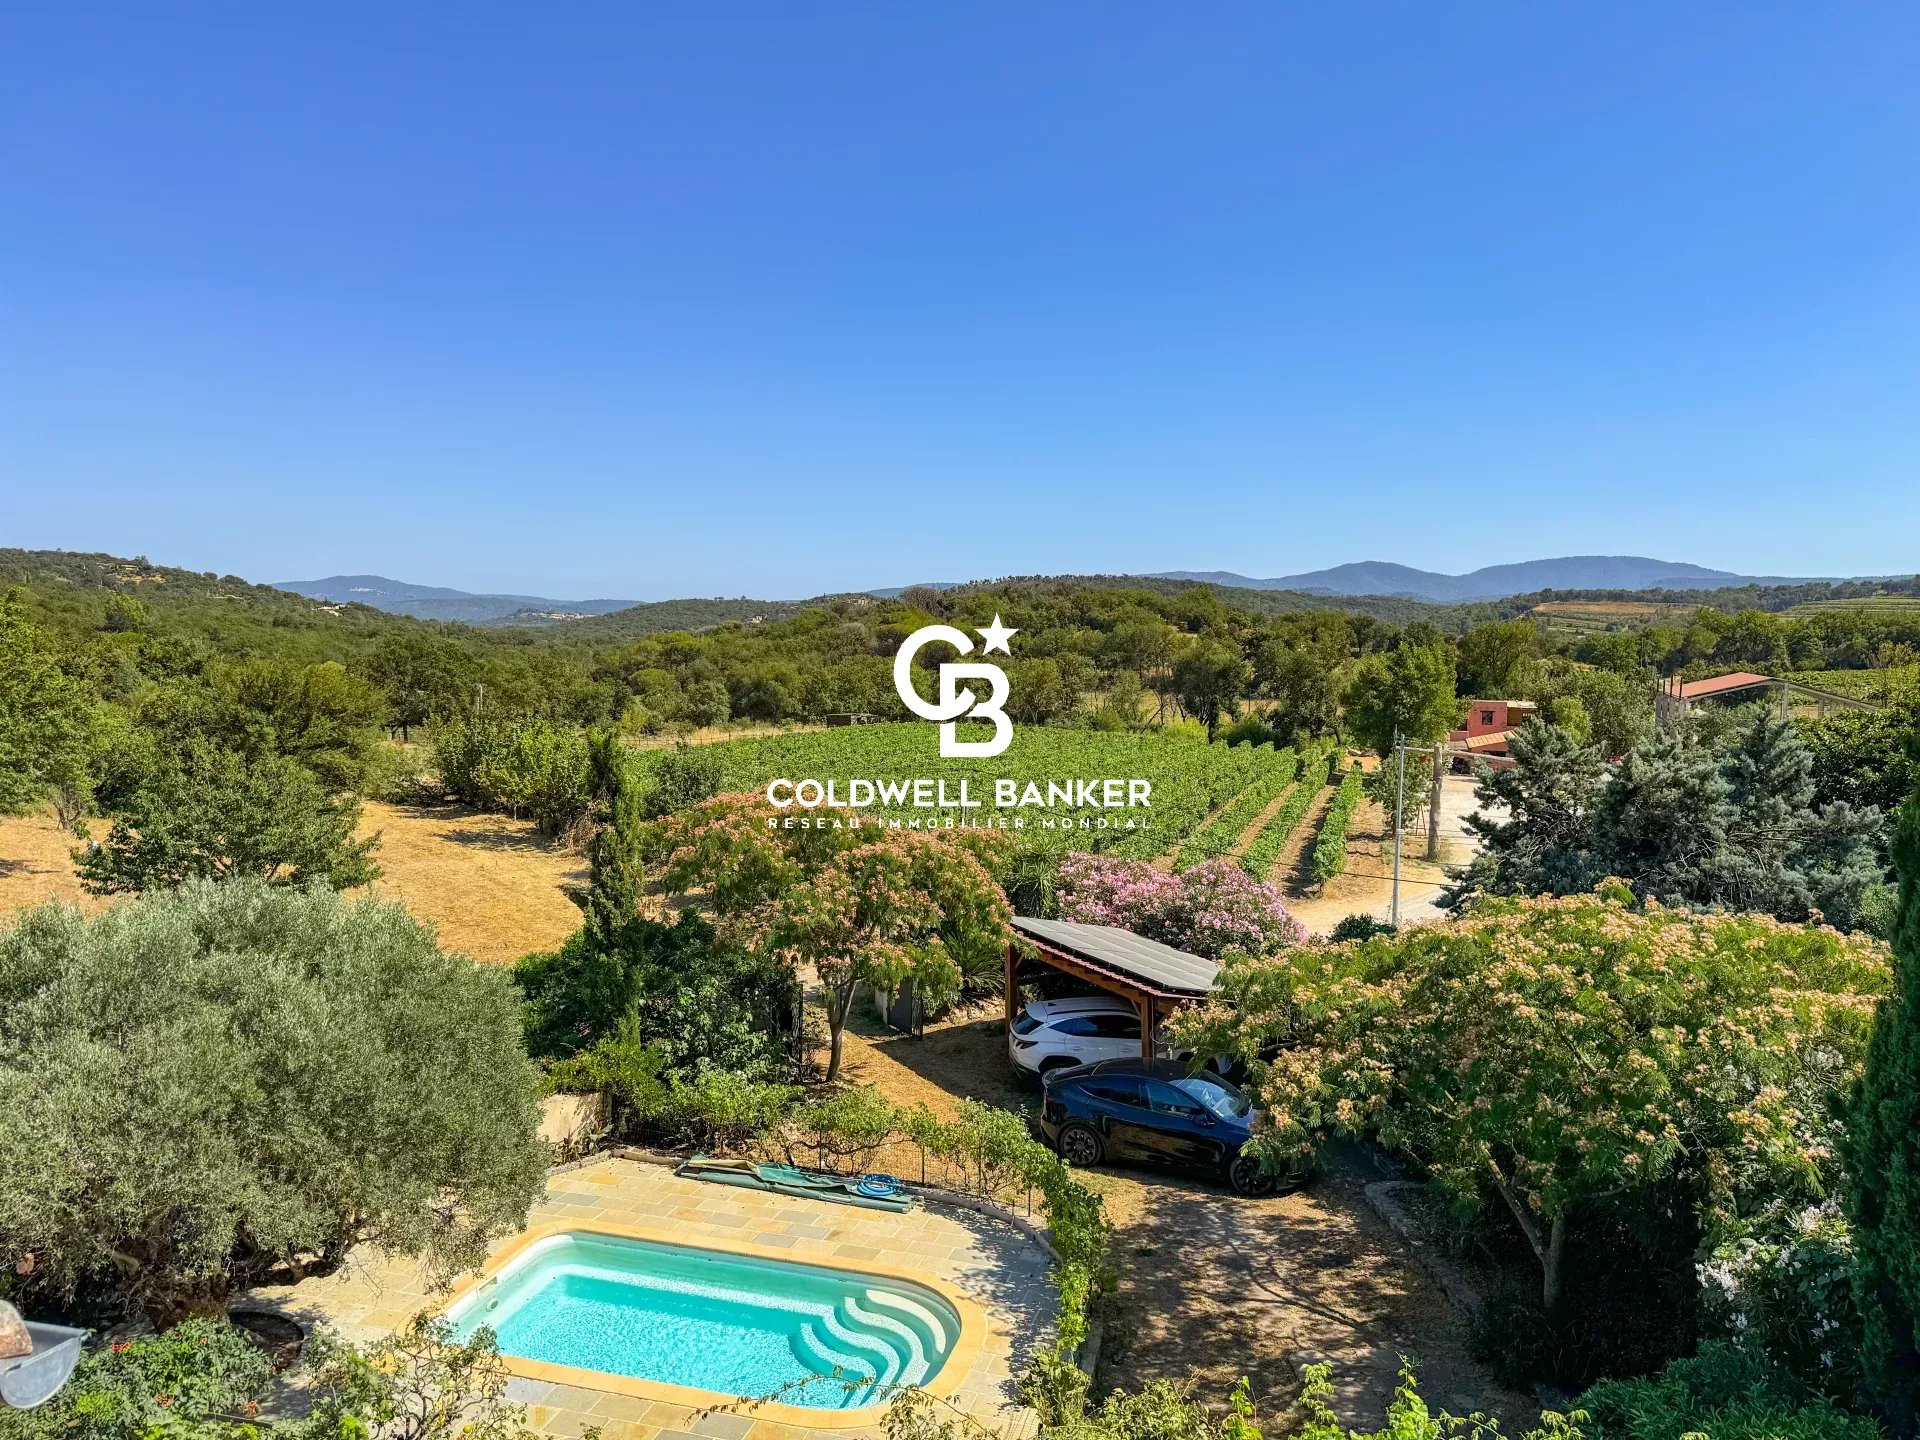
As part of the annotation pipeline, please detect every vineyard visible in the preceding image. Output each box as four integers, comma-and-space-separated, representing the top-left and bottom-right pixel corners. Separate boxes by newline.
1309, 763, 1366, 885
1784, 666, 1920, 702
630, 722, 1300, 858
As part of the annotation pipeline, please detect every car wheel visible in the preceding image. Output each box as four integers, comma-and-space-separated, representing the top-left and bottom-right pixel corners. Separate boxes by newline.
1037, 1056, 1077, 1078
1227, 1150, 1277, 1197
1057, 1123, 1104, 1168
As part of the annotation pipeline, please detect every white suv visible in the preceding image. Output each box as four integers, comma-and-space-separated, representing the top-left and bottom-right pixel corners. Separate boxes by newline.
1008, 996, 1143, 1078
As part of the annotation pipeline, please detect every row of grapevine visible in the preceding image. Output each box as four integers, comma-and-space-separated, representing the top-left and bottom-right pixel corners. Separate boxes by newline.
627, 723, 1292, 857
1236, 744, 1338, 880
1308, 763, 1366, 886
1172, 748, 1299, 870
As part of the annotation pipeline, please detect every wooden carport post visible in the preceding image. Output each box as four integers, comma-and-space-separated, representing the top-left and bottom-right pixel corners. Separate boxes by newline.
1004, 943, 1019, 1036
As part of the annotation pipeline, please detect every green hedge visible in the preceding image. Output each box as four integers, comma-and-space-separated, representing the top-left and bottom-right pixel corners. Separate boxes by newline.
1309, 762, 1364, 886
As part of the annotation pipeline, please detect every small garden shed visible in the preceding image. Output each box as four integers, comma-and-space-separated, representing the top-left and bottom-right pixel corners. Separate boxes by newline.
1006, 915, 1220, 1058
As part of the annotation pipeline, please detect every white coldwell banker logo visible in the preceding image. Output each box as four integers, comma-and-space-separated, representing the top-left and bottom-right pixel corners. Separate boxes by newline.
893, 613, 1018, 759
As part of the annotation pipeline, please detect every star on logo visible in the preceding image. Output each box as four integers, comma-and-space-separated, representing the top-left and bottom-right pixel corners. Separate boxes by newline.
976, 614, 1018, 655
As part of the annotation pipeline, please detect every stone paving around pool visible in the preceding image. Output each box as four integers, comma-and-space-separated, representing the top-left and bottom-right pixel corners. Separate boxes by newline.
250, 1157, 1056, 1440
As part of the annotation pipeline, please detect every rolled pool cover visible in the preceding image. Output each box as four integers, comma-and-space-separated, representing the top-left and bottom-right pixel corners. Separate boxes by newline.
677, 1157, 915, 1212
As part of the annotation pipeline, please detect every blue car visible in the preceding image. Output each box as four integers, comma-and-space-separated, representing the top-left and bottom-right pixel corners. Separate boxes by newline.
1035, 1058, 1279, 1195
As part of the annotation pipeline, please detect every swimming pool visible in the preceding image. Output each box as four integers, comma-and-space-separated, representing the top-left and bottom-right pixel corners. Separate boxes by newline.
445, 1231, 963, 1411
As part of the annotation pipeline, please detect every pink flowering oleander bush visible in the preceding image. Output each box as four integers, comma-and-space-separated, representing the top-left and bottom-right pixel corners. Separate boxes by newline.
1055, 852, 1306, 958
1175, 886, 1891, 1320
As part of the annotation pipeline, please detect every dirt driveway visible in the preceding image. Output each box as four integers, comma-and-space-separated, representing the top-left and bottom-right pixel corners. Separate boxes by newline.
837, 1007, 1531, 1430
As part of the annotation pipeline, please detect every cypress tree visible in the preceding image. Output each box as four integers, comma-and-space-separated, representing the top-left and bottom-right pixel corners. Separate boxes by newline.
1849, 766, 1920, 1432
578, 729, 640, 946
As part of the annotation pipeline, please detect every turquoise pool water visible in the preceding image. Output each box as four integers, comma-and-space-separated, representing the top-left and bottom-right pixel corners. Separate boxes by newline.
446, 1232, 960, 1409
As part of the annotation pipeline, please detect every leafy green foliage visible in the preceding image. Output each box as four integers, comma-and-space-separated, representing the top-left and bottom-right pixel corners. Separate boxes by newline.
1456, 619, 1540, 699
0, 881, 547, 1326
0, 595, 97, 818
1171, 641, 1249, 741
1578, 1343, 1882, 1440
1295, 1362, 1583, 1440
1845, 774, 1920, 1431
519, 909, 799, 1076
1454, 713, 1888, 929
1174, 748, 1297, 869
0, 1319, 272, 1440
287, 1315, 539, 1440
432, 715, 592, 835
1342, 642, 1462, 756
1801, 700, 1920, 816
1309, 764, 1364, 885
641, 743, 723, 818
74, 737, 379, 893
1184, 892, 1889, 1326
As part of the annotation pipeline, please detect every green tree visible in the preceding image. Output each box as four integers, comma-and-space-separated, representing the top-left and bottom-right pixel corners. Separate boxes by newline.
367, 631, 475, 742
1253, 615, 1350, 740
1186, 891, 1888, 1318
1171, 641, 1248, 741
1456, 618, 1538, 698
1448, 718, 1607, 901
74, 737, 379, 893
1455, 713, 1886, 929
578, 728, 641, 944
1803, 700, 1920, 815
1846, 768, 1920, 1431
1341, 641, 1461, 757
681, 677, 732, 728
641, 743, 723, 819
0, 596, 97, 819
0, 881, 546, 1327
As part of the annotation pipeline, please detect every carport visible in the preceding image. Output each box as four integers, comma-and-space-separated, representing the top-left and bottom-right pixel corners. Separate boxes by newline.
1006, 915, 1220, 1059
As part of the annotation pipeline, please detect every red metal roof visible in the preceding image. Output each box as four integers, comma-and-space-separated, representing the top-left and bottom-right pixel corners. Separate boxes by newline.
1675, 671, 1774, 700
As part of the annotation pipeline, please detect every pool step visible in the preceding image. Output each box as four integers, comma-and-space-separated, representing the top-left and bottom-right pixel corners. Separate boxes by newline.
793, 1321, 883, 1401
861, 1288, 953, 1355
840, 1296, 929, 1386
818, 1303, 902, 1385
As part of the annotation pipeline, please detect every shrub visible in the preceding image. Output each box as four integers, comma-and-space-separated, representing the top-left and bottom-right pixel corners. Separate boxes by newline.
432, 716, 591, 836
74, 736, 378, 893
641, 744, 723, 818
1579, 1343, 1882, 1440
286, 1314, 538, 1440
0, 1320, 271, 1440
1698, 1200, 1861, 1398
1055, 853, 1304, 959
1844, 770, 1920, 1428
0, 881, 547, 1327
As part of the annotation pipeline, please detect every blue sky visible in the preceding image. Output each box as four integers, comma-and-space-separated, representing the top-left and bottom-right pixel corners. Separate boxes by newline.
2, 4, 1916, 599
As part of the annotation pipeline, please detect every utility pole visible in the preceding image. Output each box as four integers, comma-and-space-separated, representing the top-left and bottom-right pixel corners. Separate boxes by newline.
1427, 737, 1447, 860
1391, 730, 1405, 928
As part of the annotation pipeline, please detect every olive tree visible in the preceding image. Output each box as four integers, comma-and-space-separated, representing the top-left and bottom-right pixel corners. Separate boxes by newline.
0, 880, 547, 1327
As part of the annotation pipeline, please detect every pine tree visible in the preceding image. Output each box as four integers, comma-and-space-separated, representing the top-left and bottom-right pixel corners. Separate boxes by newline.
1848, 770, 1920, 1433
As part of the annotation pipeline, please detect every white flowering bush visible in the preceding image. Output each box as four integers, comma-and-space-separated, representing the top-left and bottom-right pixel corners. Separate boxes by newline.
1699, 1199, 1862, 1396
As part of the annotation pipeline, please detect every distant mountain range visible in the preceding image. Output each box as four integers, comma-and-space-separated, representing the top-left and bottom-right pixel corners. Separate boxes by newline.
1151, 556, 1835, 604
275, 555, 1880, 628
274, 575, 637, 624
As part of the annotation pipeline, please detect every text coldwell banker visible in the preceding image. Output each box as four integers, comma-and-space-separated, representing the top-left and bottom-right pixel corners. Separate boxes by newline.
765, 778, 1153, 810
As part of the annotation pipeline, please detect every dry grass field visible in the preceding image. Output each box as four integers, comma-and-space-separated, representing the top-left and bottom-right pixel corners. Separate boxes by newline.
0, 800, 586, 966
